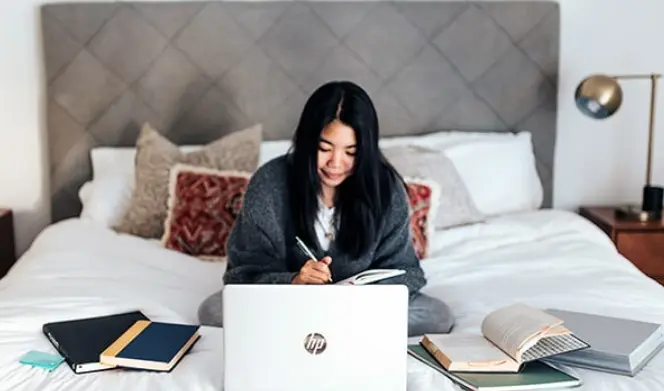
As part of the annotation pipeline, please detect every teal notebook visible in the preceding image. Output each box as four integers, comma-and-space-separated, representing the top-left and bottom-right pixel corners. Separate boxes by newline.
408, 344, 582, 391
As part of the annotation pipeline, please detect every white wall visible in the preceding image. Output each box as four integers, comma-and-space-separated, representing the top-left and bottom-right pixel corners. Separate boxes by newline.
0, 0, 663, 256
555, 0, 664, 211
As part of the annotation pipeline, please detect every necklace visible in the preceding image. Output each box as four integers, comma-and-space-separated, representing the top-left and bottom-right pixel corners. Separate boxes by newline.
317, 205, 336, 241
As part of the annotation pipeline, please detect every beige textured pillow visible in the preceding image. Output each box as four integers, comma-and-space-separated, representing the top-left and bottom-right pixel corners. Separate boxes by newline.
114, 122, 262, 238
383, 145, 485, 230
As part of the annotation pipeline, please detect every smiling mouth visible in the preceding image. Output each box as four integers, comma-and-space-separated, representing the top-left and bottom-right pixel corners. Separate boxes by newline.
322, 170, 344, 180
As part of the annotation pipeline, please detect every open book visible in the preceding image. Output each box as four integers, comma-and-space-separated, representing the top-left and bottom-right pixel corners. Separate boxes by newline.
421, 303, 590, 373
335, 269, 405, 285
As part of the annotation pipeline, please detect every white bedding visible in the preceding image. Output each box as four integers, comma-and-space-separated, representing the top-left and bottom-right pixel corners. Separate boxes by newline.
1, 209, 664, 391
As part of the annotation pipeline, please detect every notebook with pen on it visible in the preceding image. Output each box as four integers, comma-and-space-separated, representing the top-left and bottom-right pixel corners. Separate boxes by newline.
421, 303, 589, 373
295, 235, 406, 285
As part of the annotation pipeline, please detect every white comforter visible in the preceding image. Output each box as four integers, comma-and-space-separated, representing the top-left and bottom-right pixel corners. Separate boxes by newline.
0, 209, 663, 391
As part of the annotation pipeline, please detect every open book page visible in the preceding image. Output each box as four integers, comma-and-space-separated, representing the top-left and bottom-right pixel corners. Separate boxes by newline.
519, 325, 590, 362
335, 269, 405, 285
481, 303, 563, 362
421, 333, 521, 373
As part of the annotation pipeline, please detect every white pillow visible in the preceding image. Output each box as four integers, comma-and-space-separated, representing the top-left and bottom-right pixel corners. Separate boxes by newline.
81, 141, 294, 226
90, 147, 136, 179
80, 131, 539, 225
259, 140, 292, 166
78, 148, 137, 226
89, 141, 292, 181
442, 132, 543, 216
78, 180, 93, 205
79, 174, 134, 227
378, 129, 516, 149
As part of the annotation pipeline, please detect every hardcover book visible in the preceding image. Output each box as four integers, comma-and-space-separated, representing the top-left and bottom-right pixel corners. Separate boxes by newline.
100, 320, 200, 372
543, 308, 664, 376
42, 310, 149, 374
421, 303, 589, 373
408, 344, 582, 391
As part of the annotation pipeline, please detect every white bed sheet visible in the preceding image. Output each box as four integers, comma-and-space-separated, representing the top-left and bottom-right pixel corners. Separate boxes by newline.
409, 209, 664, 391
0, 219, 226, 391
0, 210, 662, 391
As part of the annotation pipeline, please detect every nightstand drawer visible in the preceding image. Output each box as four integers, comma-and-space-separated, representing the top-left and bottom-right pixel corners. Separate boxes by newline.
616, 232, 664, 276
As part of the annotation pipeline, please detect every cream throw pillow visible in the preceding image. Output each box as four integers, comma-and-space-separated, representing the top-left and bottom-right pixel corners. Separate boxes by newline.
114, 122, 262, 238
383, 145, 485, 230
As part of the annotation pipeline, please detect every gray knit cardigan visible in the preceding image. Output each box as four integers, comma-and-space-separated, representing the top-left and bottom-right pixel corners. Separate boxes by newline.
223, 155, 427, 296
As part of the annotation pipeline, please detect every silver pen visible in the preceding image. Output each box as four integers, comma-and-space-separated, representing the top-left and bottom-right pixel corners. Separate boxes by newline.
295, 236, 332, 282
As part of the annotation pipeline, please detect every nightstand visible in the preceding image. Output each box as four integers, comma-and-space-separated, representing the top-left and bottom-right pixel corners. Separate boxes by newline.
579, 206, 664, 285
0, 209, 16, 278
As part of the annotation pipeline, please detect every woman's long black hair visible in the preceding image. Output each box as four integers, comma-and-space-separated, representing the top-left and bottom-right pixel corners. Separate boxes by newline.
288, 81, 405, 259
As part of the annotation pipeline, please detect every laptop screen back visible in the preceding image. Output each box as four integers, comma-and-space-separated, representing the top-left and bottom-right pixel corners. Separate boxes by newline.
223, 284, 409, 391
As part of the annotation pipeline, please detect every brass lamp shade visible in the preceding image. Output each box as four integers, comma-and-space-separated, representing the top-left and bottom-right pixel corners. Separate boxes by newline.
574, 75, 623, 119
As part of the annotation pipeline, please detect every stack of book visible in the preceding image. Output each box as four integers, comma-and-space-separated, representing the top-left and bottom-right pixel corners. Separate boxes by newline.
412, 303, 664, 390
410, 303, 587, 390
42, 310, 200, 374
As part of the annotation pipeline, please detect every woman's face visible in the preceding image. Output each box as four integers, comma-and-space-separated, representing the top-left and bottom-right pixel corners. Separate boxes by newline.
317, 119, 356, 189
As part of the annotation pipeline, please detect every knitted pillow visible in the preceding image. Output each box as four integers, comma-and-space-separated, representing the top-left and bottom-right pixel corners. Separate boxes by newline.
114, 122, 262, 239
405, 177, 440, 260
162, 164, 251, 261
384, 145, 485, 229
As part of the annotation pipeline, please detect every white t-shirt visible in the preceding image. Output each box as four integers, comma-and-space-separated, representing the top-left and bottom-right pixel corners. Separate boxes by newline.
315, 200, 336, 251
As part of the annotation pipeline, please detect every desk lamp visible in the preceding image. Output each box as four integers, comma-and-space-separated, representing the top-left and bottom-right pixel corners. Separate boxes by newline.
575, 73, 663, 222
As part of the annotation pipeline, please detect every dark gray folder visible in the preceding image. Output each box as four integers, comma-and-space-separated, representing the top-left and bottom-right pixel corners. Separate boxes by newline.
543, 308, 664, 376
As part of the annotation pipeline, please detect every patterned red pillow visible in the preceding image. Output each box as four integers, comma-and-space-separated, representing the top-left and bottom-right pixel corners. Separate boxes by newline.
405, 178, 440, 260
162, 164, 251, 261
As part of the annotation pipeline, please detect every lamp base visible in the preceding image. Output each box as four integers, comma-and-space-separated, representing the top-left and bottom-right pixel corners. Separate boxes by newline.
616, 186, 664, 222
615, 205, 661, 222
642, 185, 663, 214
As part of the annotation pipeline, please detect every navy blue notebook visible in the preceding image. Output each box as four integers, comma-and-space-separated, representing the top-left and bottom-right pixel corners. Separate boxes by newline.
100, 320, 200, 372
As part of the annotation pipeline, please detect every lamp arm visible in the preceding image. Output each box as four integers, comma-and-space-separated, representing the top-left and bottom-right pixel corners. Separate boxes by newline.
613, 74, 661, 80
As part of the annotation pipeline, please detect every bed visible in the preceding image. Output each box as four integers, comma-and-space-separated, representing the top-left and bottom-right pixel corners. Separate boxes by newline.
4, 206, 664, 390
3, 0, 664, 390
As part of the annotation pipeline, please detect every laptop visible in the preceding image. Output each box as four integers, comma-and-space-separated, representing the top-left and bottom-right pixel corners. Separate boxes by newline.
223, 284, 409, 391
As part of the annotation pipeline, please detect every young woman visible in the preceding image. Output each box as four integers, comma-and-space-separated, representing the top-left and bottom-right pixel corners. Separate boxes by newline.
198, 81, 454, 336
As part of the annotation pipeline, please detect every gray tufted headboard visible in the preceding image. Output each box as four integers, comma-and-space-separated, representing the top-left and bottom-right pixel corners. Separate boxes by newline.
41, 1, 560, 223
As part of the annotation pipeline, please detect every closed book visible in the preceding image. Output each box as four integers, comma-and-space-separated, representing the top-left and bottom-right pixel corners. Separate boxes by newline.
42, 310, 149, 374
100, 320, 200, 372
544, 308, 664, 376
408, 344, 582, 391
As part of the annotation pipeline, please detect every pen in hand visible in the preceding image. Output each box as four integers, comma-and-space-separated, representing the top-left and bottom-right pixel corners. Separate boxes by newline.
295, 236, 333, 283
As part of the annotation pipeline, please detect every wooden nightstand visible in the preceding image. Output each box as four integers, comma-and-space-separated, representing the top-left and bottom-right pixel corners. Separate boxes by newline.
0, 209, 16, 278
579, 206, 664, 284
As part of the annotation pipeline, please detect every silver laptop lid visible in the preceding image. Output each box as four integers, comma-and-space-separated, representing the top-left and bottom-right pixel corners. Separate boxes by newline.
223, 284, 409, 391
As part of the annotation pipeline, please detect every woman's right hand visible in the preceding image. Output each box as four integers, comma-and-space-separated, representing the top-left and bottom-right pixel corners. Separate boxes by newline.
292, 257, 332, 284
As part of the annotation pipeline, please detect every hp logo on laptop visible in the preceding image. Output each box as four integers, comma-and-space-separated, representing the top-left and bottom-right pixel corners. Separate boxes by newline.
303, 333, 327, 355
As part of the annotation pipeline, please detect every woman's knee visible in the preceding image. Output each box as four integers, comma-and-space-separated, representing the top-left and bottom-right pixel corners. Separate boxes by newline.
408, 293, 455, 336
431, 297, 455, 333
198, 289, 224, 327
